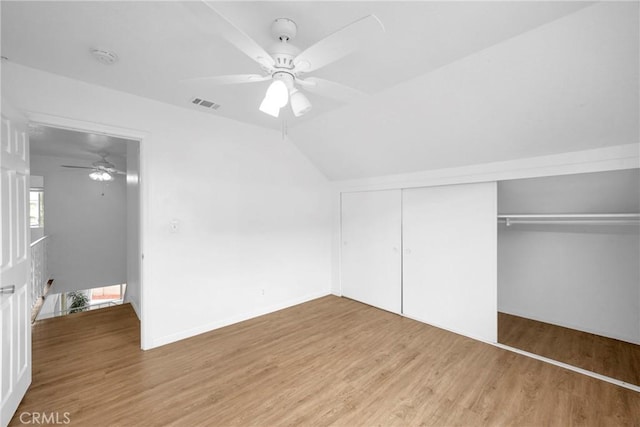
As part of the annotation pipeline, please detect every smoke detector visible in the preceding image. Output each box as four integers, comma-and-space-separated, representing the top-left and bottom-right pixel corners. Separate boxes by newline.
90, 48, 118, 65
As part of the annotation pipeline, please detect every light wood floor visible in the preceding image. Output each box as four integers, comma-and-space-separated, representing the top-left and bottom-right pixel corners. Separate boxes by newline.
499, 312, 640, 386
11, 296, 640, 426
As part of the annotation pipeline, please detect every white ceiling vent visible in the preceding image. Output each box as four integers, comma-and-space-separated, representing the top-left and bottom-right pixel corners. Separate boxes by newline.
191, 98, 221, 110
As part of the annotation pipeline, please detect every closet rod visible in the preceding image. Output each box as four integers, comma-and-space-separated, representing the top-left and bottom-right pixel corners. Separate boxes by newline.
499, 219, 639, 226
497, 214, 640, 226
498, 214, 640, 219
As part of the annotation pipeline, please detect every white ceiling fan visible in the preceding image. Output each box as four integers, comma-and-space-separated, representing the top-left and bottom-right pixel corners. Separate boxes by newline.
184, 2, 385, 118
61, 153, 125, 182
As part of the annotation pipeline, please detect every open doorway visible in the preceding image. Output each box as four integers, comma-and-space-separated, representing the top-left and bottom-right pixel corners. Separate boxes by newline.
27, 123, 142, 339
496, 169, 640, 386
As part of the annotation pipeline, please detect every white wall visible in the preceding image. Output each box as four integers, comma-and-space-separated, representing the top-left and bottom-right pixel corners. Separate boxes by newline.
30, 227, 44, 243
497, 170, 640, 344
125, 141, 141, 319
2, 62, 332, 349
498, 228, 640, 344
30, 154, 127, 294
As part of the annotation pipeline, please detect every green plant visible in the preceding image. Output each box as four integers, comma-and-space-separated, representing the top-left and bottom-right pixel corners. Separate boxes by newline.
68, 291, 89, 314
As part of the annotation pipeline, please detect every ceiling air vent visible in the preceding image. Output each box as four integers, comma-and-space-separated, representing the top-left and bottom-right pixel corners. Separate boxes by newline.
191, 98, 221, 110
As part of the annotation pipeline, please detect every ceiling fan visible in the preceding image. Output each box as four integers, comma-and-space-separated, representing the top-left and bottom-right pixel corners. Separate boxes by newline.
184, 2, 385, 118
61, 153, 125, 182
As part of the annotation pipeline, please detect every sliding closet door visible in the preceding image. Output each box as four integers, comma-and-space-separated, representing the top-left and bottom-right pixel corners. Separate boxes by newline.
341, 190, 402, 314
403, 182, 497, 342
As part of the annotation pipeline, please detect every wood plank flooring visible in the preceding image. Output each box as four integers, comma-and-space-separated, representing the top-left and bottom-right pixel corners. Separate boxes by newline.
499, 312, 640, 386
11, 296, 640, 426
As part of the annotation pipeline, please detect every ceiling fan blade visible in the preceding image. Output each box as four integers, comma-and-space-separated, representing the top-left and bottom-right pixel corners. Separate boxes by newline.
61, 165, 93, 170
298, 77, 365, 103
293, 15, 384, 73
199, 1, 275, 70
180, 74, 271, 85
105, 168, 126, 176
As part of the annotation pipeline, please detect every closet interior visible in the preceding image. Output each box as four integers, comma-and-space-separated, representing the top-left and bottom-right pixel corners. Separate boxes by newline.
497, 169, 640, 385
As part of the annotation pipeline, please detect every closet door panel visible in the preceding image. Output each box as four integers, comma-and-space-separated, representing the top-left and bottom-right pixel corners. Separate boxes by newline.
403, 182, 497, 342
341, 190, 402, 314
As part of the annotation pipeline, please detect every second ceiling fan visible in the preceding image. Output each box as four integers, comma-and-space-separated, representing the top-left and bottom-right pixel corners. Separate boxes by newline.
185, 2, 385, 118
61, 153, 125, 182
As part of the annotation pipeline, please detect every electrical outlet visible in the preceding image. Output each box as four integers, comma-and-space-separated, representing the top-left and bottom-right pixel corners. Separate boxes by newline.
170, 219, 179, 233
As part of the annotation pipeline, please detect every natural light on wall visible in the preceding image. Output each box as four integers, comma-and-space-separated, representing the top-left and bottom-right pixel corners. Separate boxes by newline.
29, 188, 44, 227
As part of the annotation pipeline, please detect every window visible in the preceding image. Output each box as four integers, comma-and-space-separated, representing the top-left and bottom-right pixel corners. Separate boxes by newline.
91, 284, 126, 302
30, 188, 44, 228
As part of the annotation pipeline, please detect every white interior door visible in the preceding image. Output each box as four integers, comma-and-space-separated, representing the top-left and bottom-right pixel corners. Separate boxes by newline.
341, 190, 402, 314
1, 114, 31, 426
402, 183, 497, 342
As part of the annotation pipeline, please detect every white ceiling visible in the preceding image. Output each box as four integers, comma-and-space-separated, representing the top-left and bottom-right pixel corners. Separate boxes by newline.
30, 126, 130, 163
2, 1, 590, 130
2, 1, 638, 180
289, 2, 639, 180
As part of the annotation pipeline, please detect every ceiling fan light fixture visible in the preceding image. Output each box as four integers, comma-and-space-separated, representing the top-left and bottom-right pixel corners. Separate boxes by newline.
259, 96, 281, 118
89, 170, 113, 182
266, 79, 289, 107
290, 89, 312, 117
259, 79, 290, 117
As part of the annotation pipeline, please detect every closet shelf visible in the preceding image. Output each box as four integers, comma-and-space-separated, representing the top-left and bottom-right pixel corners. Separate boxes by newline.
497, 213, 640, 226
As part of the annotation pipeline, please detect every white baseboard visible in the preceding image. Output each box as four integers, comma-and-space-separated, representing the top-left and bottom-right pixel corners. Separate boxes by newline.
149, 291, 331, 349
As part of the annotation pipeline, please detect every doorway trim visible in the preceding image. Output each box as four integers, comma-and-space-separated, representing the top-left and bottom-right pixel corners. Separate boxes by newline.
25, 111, 150, 349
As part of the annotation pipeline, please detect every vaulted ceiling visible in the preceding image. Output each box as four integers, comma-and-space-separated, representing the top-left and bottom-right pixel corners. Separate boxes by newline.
2, 1, 638, 180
